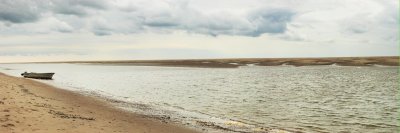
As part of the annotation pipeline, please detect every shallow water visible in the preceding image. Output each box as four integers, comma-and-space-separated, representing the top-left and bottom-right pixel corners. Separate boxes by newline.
0, 64, 398, 132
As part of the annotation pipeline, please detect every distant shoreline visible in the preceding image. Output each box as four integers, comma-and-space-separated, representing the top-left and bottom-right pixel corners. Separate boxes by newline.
3, 56, 399, 68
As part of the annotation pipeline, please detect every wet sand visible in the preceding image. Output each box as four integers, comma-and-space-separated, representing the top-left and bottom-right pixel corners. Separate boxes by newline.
0, 73, 198, 133
50, 56, 398, 68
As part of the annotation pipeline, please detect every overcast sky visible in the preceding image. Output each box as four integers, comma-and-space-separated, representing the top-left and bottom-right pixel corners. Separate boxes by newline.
0, 0, 398, 62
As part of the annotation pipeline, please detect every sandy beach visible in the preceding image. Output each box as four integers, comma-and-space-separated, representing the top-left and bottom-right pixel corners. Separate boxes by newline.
0, 73, 198, 133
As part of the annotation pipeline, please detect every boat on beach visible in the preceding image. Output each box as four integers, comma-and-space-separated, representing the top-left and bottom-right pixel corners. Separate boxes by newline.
21, 72, 55, 79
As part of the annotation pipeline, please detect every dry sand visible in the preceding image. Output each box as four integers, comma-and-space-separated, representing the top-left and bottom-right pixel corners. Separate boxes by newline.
0, 73, 198, 133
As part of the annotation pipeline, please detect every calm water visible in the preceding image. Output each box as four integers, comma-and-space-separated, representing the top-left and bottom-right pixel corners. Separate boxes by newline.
0, 63, 398, 133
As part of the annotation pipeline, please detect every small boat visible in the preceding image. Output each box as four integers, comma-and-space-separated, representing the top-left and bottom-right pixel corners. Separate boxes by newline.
21, 72, 55, 79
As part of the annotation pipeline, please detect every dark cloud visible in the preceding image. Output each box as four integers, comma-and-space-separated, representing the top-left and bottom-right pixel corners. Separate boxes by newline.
93, 30, 112, 36
52, 0, 108, 17
0, 0, 44, 23
69, 0, 108, 9
144, 20, 179, 28
91, 23, 113, 36
0, 11, 38, 23
53, 6, 89, 17
0, 0, 108, 24
247, 9, 295, 36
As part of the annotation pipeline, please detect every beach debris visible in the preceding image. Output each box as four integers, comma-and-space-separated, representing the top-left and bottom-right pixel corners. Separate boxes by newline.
48, 110, 95, 121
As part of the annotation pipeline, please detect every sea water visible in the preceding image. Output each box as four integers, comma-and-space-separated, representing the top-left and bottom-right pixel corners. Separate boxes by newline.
0, 63, 398, 132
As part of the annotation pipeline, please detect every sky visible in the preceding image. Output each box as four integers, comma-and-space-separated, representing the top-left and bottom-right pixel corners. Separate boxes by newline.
0, 0, 398, 62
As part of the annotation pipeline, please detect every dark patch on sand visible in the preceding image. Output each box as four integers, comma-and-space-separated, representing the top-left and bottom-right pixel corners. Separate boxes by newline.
48, 110, 95, 121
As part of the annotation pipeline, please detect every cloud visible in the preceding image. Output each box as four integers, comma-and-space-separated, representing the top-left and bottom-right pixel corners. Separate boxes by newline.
114, 48, 222, 59
275, 0, 398, 45
0, 0, 397, 42
247, 9, 295, 36
0, 0, 45, 23
52, 0, 109, 17
137, 2, 294, 37
0, 48, 86, 56
0, 0, 296, 37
